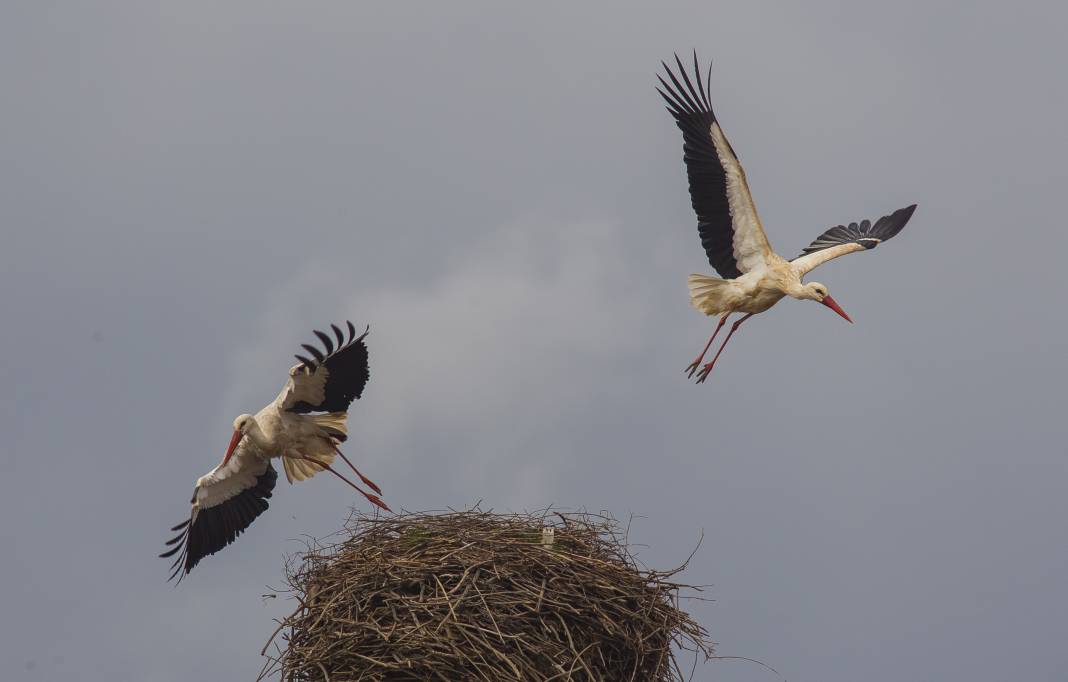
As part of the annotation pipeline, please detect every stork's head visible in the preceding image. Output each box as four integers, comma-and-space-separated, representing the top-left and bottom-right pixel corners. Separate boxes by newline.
233, 414, 254, 433
222, 414, 254, 467
802, 282, 853, 323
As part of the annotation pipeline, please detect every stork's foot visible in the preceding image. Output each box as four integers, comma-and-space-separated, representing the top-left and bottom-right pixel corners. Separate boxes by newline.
297, 454, 391, 513
684, 358, 704, 378
694, 363, 715, 384
364, 493, 392, 513
693, 312, 753, 384
355, 471, 383, 496
686, 314, 731, 381
332, 447, 382, 495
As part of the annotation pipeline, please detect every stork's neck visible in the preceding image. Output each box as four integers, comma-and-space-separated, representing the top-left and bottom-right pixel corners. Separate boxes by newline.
243, 417, 272, 451
783, 278, 809, 300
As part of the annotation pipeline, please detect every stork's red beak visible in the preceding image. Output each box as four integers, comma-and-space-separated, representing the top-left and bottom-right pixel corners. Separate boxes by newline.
821, 295, 853, 323
221, 430, 243, 467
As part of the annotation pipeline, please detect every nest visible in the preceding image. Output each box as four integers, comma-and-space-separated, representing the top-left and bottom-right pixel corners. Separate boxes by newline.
260, 509, 713, 681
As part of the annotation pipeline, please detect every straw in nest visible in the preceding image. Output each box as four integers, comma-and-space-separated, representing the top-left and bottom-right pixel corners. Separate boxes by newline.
259, 509, 713, 681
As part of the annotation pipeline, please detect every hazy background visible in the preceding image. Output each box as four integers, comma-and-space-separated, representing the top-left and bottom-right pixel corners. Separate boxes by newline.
2, 2, 1066, 680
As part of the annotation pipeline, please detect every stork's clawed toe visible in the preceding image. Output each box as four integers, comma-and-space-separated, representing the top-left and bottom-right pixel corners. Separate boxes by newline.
684, 359, 703, 378
358, 473, 383, 496
695, 364, 714, 384
365, 493, 392, 513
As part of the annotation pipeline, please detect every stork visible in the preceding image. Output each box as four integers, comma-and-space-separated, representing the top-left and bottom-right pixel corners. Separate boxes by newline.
160, 321, 388, 582
657, 53, 917, 383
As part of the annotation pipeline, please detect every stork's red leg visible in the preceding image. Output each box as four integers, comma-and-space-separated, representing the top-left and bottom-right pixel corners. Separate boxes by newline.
695, 313, 754, 384
294, 454, 391, 512
333, 446, 382, 495
685, 314, 730, 378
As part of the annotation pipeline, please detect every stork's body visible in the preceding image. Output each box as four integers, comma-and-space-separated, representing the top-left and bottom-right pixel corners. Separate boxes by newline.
657, 54, 917, 382
161, 322, 388, 582
692, 260, 795, 315
219, 393, 350, 486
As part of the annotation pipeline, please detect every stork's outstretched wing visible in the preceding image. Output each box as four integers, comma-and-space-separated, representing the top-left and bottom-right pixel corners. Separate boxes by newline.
658, 52, 774, 278
160, 443, 276, 582
792, 204, 917, 275
278, 321, 370, 414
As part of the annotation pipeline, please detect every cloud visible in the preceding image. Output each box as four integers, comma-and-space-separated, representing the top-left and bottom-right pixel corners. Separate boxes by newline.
227, 218, 660, 506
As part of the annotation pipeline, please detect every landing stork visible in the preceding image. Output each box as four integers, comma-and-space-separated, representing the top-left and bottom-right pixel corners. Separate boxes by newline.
160, 321, 388, 582
657, 54, 917, 383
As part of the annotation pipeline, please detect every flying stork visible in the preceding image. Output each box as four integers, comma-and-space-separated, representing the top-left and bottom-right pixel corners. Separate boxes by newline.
657, 54, 917, 383
160, 321, 389, 582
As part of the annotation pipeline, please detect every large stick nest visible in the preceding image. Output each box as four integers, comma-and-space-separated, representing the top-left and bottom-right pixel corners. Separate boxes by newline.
260, 509, 713, 681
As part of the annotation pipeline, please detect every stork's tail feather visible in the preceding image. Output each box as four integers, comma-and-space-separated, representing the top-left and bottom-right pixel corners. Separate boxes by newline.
283, 453, 336, 483
282, 413, 349, 483
311, 412, 348, 443
688, 274, 731, 315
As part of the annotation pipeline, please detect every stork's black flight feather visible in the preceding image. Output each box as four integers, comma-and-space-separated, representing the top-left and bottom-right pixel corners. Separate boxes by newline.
658, 52, 743, 279
288, 321, 370, 414
796, 205, 917, 259
160, 463, 278, 582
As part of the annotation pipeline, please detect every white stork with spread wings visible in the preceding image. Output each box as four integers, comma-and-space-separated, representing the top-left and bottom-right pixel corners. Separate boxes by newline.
657, 54, 918, 383
160, 321, 388, 582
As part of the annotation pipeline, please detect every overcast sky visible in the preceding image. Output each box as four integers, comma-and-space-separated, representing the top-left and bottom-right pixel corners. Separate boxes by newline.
2, 2, 1067, 680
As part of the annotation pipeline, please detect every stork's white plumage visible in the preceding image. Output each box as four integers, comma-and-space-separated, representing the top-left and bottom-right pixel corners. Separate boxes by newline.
658, 54, 918, 383
160, 321, 388, 582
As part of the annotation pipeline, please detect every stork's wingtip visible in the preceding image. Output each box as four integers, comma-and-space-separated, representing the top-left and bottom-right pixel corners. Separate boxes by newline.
898, 204, 918, 225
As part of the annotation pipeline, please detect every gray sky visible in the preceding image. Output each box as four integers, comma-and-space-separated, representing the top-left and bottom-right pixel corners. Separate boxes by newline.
2, 1, 1066, 680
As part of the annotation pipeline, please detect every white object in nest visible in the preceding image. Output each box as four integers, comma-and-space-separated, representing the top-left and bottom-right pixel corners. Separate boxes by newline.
541, 527, 555, 546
